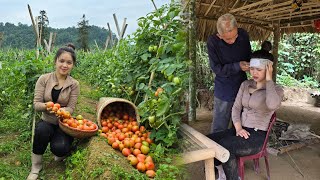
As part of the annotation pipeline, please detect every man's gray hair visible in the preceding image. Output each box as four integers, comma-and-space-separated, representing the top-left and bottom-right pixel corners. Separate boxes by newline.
216, 13, 238, 35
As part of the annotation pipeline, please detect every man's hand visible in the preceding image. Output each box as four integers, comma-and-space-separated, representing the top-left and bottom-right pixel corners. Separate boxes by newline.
266, 62, 273, 81
240, 61, 250, 71
236, 128, 250, 139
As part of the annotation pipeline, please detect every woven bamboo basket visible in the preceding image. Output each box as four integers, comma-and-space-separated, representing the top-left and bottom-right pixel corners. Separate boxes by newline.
58, 119, 98, 139
96, 97, 140, 128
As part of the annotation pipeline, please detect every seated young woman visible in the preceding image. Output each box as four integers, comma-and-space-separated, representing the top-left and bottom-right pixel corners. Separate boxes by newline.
207, 46, 284, 180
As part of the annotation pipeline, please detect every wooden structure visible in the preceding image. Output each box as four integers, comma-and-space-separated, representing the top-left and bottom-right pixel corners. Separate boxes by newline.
194, 0, 320, 79
104, 13, 128, 51
195, 0, 320, 41
186, 0, 320, 122
178, 123, 230, 180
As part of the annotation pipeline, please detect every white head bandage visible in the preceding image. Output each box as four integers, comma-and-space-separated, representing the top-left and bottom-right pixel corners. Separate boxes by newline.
250, 58, 272, 69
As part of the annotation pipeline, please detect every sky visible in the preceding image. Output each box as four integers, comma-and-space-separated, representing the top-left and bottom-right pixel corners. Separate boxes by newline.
0, 0, 170, 36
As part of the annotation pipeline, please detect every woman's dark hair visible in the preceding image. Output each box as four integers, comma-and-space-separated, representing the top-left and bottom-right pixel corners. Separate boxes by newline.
251, 41, 274, 61
261, 41, 272, 52
54, 43, 76, 64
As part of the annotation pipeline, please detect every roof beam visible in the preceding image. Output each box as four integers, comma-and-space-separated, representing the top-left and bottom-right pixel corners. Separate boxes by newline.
197, 15, 273, 31
271, 9, 320, 20
199, 2, 220, 9
252, 2, 319, 18
204, 0, 217, 16
235, 14, 272, 25
238, 0, 292, 15
280, 14, 320, 24
280, 23, 313, 29
230, 0, 273, 13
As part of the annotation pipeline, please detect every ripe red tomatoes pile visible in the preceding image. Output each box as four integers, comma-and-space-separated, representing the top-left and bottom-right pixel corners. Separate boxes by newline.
46, 101, 98, 131
99, 105, 156, 178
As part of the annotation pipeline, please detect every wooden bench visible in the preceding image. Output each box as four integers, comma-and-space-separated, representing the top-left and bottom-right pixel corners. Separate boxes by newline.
178, 123, 230, 180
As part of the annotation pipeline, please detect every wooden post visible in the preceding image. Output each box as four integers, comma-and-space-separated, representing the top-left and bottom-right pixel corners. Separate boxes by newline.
0, 32, 3, 48
94, 40, 100, 51
120, 18, 128, 39
113, 14, 121, 37
27, 4, 40, 59
51, 32, 57, 52
107, 23, 113, 47
273, 22, 280, 82
104, 36, 110, 51
48, 32, 53, 53
188, 0, 197, 122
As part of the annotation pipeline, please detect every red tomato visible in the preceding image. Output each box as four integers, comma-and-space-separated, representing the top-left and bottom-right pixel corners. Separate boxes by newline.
122, 148, 131, 157
46, 101, 54, 108
136, 162, 146, 172
145, 161, 155, 170
146, 170, 156, 178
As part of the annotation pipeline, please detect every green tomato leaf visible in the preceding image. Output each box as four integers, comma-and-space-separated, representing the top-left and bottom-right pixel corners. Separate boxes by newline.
156, 96, 170, 116
140, 53, 151, 61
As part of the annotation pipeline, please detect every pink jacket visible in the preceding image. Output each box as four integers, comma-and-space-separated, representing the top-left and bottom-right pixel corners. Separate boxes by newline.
232, 79, 284, 131
33, 72, 80, 125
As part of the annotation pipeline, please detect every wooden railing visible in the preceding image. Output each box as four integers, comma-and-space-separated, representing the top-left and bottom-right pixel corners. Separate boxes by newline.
178, 123, 230, 180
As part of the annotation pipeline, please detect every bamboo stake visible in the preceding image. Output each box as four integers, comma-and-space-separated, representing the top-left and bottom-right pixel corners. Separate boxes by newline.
151, 0, 158, 10
27, 4, 39, 43
48, 32, 53, 53
120, 24, 128, 39
113, 14, 121, 37
51, 32, 57, 52
39, 21, 43, 48
27, 4, 40, 59
94, 40, 100, 51
31, 109, 36, 145
35, 19, 40, 59
107, 23, 113, 47
43, 39, 49, 52
104, 36, 110, 51
119, 18, 127, 39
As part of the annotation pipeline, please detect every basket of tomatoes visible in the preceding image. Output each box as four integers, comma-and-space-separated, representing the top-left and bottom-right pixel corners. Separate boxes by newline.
59, 117, 98, 139
46, 101, 98, 139
96, 97, 140, 128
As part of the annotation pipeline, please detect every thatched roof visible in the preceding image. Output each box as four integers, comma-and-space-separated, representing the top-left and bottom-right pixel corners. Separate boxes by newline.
196, 0, 320, 41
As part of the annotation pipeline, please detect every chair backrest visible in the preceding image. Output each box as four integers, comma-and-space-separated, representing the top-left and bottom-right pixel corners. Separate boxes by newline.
260, 113, 277, 151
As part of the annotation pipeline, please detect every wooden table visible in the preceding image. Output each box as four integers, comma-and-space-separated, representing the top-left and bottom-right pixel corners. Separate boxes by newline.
178, 123, 230, 180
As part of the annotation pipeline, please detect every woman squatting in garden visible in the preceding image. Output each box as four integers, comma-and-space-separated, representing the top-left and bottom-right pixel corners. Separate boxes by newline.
27, 44, 80, 180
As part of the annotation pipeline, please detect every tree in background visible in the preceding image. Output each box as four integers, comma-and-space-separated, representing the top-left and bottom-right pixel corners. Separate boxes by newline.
278, 33, 320, 82
37, 10, 49, 48
77, 14, 89, 51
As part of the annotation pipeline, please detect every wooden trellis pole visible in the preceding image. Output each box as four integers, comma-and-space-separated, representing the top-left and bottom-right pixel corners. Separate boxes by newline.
27, 4, 41, 59
0, 32, 4, 48
51, 32, 57, 52
107, 23, 113, 48
188, 0, 197, 122
104, 14, 128, 50
273, 22, 280, 82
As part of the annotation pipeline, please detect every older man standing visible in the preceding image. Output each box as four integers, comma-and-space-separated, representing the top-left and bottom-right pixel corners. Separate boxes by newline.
207, 13, 251, 134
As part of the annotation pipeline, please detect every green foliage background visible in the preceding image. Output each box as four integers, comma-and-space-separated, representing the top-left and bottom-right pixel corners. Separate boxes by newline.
0, 22, 116, 50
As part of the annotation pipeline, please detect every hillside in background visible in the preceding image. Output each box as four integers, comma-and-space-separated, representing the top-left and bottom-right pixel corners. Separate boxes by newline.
0, 22, 117, 49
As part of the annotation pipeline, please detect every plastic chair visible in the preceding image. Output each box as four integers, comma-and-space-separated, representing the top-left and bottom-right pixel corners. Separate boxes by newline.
237, 113, 276, 180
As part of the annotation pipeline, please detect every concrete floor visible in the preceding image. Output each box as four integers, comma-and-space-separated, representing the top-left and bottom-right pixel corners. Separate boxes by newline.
185, 108, 320, 180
